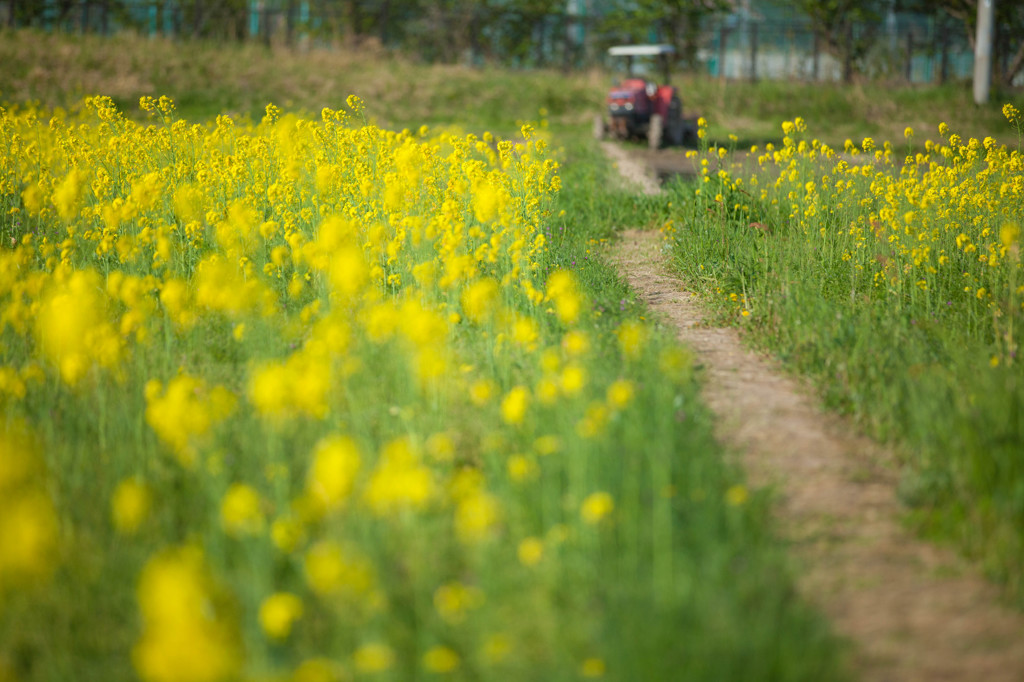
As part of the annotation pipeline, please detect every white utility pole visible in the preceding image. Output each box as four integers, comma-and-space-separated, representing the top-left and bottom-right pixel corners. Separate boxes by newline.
973, 0, 995, 104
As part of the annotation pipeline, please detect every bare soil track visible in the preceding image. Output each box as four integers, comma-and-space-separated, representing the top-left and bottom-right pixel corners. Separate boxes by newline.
604, 144, 1024, 682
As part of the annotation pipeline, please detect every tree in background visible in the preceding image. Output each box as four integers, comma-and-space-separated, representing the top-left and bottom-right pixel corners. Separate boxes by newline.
929, 0, 1024, 87
404, 0, 486, 63
22, 0, 1019, 86
0, 0, 733, 70
600, 0, 735, 70
787, 0, 1023, 86
786, 0, 886, 82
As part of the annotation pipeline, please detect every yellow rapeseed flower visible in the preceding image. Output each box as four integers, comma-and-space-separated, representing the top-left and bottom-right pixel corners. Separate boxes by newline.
511, 314, 540, 350
454, 489, 501, 544
0, 422, 45, 493
533, 435, 561, 455
363, 437, 433, 516
517, 537, 544, 567
473, 181, 506, 224
606, 379, 635, 409
581, 658, 607, 678
270, 515, 306, 554
506, 454, 538, 483
577, 402, 609, 438
303, 540, 374, 597
726, 484, 749, 506
615, 320, 649, 360
0, 489, 58, 587
561, 329, 590, 356
111, 478, 152, 535
35, 269, 122, 386
423, 646, 460, 674
306, 435, 362, 514
1000, 222, 1020, 249
353, 643, 394, 674
220, 483, 265, 537
328, 246, 369, 299
52, 168, 86, 222
1003, 103, 1020, 124
560, 364, 586, 396
291, 658, 346, 682
145, 375, 236, 468
434, 581, 484, 624
500, 385, 530, 425
426, 432, 456, 462
481, 634, 511, 664
258, 592, 304, 640
133, 546, 242, 682
535, 377, 560, 405
462, 277, 500, 323
580, 491, 614, 524
545, 270, 583, 325
21, 182, 43, 215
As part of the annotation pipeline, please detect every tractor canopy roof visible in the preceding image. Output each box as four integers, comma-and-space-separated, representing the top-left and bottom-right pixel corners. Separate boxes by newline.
607, 44, 675, 57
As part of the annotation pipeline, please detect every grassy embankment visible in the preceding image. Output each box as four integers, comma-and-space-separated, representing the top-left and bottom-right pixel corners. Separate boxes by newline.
1, 28, 1018, 144
0, 30, 850, 682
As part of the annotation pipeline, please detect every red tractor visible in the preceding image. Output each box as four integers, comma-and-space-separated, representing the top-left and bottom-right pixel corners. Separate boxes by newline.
594, 44, 697, 150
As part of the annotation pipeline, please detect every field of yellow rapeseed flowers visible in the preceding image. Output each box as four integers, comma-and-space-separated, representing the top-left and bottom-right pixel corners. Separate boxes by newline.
669, 106, 1024, 598
0, 93, 566, 679
0, 94, 851, 681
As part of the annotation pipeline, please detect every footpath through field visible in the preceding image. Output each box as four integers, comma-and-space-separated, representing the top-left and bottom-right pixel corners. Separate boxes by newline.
602, 142, 1024, 682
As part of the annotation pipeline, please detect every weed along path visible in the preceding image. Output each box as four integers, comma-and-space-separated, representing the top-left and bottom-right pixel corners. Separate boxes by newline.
604, 148, 1024, 681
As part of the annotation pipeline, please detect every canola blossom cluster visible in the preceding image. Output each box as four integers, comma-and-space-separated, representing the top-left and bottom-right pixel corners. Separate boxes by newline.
684, 107, 1024, 359
668, 107, 1024, 592
0, 95, 681, 681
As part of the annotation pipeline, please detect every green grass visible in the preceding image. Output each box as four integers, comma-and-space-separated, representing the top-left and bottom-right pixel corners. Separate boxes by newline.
662, 116, 1024, 602
0, 28, 603, 135
2, 27, 1020, 145
680, 78, 1024, 150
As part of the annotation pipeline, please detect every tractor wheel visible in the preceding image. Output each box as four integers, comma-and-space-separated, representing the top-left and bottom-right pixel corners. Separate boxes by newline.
667, 96, 685, 146
667, 112, 684, 146
681, 118, 699, 147
649, 114, 664, 150
592, 114, 607, 140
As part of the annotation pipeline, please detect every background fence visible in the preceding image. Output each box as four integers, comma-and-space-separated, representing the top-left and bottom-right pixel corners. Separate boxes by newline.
703, 16, 983, 85
2, 0, 1019, 86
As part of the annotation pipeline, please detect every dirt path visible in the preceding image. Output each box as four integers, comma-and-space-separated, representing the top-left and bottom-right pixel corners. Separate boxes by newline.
606, 150, 1024, 681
